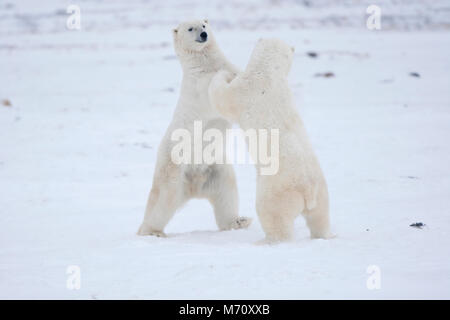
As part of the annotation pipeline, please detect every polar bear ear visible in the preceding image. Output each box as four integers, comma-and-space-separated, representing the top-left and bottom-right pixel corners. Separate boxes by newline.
204, 19, 208, 24
291, 46, 295, 53
172, 28, 178, 35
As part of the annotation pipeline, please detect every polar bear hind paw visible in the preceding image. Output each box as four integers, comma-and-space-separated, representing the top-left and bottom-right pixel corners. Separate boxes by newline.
229, 217, 252, 230
137, 224, 167, 237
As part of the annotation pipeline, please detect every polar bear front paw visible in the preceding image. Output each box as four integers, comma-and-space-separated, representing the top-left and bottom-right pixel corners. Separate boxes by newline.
229, 217, 252, 230
137, 224, 167, 237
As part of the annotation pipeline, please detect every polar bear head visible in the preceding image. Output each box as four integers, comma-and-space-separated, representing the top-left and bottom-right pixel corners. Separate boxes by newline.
248, 38, 295, 78
173, 19, 213, 54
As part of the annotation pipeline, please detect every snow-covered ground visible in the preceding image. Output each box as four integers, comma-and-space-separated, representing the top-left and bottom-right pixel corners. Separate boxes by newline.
1, 0, 450, 299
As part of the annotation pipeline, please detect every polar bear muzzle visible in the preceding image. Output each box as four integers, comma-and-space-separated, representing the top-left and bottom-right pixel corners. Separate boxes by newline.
196, 31, 208, 43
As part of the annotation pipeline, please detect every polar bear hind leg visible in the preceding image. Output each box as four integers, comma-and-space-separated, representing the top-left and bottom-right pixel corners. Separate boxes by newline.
137, 165, 185, 236
303, 207, 332, 239
202, 164, 252, 230
256, 189, 304, 242
302, 185, 333, 239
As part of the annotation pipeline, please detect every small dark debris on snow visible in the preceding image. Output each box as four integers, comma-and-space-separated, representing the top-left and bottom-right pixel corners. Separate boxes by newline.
306, 51, 318, 58
380, 78, 394, 84
2, 99, 12, 107
315, 72, 335, 78
410, 222, 425, 229
409, 72, 420, 78
134, 142, 152, 149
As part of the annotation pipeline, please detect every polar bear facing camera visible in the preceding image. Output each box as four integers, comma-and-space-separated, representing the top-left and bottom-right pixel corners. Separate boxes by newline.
209, 38, 332, 242
137, 20, 252, 237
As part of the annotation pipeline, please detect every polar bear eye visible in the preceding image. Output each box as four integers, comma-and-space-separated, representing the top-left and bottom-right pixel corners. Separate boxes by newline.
188, 27, 193, 32
202, 25, 205, 28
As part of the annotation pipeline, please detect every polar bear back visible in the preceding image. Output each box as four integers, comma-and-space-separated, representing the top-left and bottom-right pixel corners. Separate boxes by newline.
209, 38, 324, 190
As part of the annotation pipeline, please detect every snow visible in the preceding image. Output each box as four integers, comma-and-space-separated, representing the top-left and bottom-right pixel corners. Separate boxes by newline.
1, 0, 450, 299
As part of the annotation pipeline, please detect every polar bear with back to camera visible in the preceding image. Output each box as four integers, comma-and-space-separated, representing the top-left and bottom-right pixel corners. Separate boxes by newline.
208, 38, 333, 242
137, 20, 251, 237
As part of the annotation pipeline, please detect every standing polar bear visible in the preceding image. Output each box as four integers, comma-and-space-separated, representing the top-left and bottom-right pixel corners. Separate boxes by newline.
209, 38, 332, 242
137, 20, 251, 237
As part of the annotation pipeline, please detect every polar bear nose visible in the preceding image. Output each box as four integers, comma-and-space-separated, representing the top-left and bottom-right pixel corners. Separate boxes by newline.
200, 32, 207, 40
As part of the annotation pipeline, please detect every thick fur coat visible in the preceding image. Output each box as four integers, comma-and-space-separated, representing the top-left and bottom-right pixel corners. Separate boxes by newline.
138, 20, 251, 236
209, 38, 332, 241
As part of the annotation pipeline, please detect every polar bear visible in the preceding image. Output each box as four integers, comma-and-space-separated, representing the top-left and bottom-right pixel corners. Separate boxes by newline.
208, 38, 332, 242
137, 20, 251, 237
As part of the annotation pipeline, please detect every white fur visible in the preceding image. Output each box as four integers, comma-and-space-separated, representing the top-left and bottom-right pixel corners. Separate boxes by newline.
137, 20, 252, 236
209, 38, 332, 242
